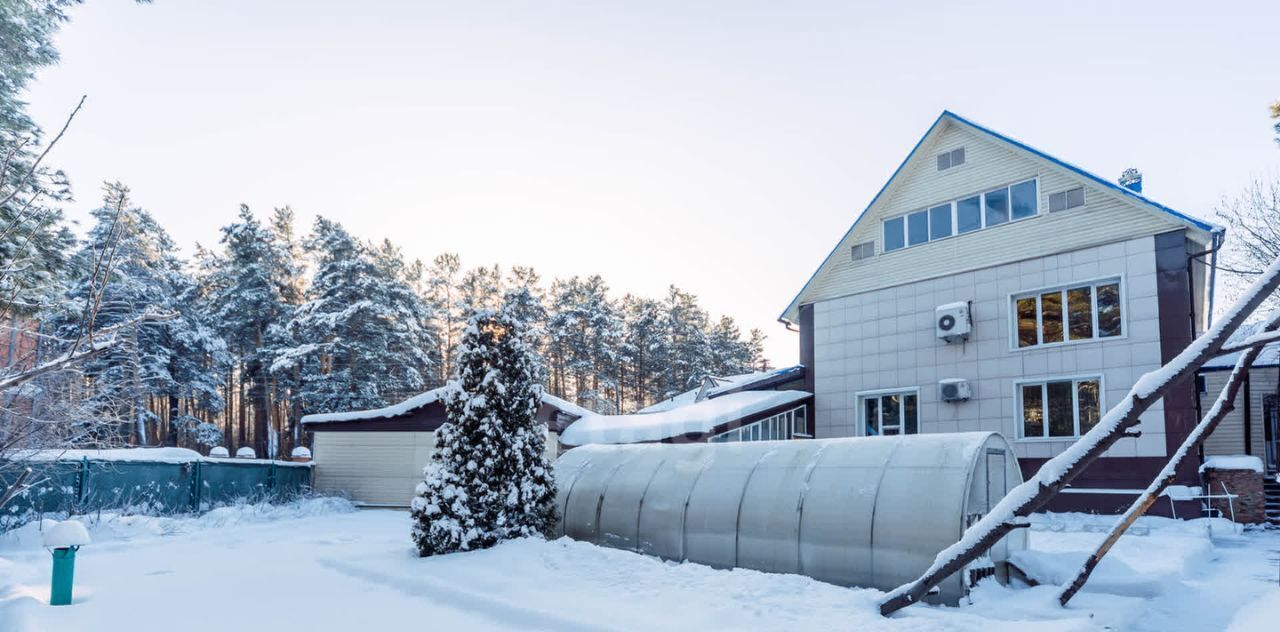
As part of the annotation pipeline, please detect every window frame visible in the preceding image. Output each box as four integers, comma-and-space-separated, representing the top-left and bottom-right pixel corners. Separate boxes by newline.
855, 387, 921, 437
1008, 276, 1127, 351
937, 147, 966, 171
707, 405, 809, 443
1014, 375, 1105, 441
1048, 186, 1086, 213
880, 177, 1039, 254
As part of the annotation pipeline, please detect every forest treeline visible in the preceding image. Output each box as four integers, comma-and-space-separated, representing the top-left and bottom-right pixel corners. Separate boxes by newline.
6, 183, 772, 458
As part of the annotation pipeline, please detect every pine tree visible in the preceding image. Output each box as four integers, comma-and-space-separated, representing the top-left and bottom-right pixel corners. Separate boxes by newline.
708, 315, 752, 376
275, 218, 436, 414
428, 253, 463, 382
746, 328, 771, 372
207, 205, 295, 456
410, 306, 556, 556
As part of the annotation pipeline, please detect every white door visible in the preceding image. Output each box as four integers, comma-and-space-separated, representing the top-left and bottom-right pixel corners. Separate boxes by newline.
312, 431, 435, 506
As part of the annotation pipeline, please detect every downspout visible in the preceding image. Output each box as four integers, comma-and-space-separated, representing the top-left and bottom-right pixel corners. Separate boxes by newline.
1187, 229, 1224, 469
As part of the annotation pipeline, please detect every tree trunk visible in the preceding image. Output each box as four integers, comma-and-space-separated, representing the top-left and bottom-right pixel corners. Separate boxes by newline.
879, 254, 1280, 617
1057, 325, 1271, 605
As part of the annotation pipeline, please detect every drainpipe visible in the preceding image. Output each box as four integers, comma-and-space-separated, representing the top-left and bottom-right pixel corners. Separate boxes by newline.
1187, 230, 1224, 469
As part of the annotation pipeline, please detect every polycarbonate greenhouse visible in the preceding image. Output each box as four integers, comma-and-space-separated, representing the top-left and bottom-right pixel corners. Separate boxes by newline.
553, 432, 1026, 604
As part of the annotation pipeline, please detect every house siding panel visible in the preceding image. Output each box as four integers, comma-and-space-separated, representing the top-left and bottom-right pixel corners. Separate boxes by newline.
811, 235, 1168, 466
789, 123, 1207, 321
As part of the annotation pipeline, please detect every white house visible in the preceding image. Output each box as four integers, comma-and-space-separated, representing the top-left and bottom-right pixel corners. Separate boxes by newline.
781, 111, 1223, 513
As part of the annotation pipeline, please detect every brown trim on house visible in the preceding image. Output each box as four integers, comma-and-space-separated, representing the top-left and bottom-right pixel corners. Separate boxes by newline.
1243, 371, 1253, 455
1018, 456, 1194, 517
799, 304, 815, 397
1154, 229, 1199, 485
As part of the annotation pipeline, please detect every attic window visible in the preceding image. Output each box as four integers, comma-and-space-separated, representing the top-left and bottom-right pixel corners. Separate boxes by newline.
1048, 187, 1085, 212
851, 241, 875, 262
937, 147, 965, 171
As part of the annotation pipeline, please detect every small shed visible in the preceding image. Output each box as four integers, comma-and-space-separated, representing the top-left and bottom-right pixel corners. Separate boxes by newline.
302, 387, 589, 506
553, 432, 1025, 604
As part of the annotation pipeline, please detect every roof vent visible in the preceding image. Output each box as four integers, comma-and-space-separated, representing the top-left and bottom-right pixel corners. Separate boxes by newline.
1119, 168, 1142, 193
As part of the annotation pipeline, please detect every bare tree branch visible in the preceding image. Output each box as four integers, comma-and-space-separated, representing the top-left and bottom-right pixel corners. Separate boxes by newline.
0, 95, 86, 210
879, 253, 1280, 617
0, 311, 175, 392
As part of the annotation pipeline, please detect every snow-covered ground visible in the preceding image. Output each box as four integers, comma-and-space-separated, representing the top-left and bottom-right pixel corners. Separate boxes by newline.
0, 502, 1276, 631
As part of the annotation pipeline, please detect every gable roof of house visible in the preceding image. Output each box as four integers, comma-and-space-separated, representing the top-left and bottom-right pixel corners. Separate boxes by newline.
779, 110, 1223, 325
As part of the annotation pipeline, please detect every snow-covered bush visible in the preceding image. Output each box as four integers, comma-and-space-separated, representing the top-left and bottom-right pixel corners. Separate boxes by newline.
235, 447, 256, 459
411, 305, 557, 556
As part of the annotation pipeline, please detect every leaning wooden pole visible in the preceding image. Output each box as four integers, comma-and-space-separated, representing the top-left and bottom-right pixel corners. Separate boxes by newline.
878, 255, 1280, 617
1057, 316, 1277, 605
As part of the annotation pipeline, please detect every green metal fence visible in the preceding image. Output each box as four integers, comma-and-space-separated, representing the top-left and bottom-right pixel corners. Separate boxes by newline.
1, 458, 313, 529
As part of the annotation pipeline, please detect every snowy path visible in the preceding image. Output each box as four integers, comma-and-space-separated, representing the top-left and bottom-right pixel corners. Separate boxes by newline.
0, 502, 1277, 631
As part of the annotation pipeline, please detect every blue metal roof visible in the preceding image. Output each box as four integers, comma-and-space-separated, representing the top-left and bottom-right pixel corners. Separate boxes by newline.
778, 111, 1222, 324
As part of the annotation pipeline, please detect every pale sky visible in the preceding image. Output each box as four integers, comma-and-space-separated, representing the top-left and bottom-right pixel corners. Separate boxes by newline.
23, 1, 1280, 366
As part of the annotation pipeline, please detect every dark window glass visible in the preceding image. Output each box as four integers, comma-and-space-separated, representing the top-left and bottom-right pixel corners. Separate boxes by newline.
1040, 291, 1063, 344
1017, 297, 1038, 348
937, 153, 951, 170
1078, 380, 1101, 433
864, 397, 879, 436
1047, 381, 1074, 437
881, 394, 900, 433
1048, 191, 1067, 212
903, 394, 918, 434
951, 147, 965, 167
1021, 384, 1044, 438
1066, 187, 1085, 208
1097, 283, 1122, 337
957, 196, 982, 233
907, 210, 930, 246
929, 204, 952, 240
1067, 287, 1094, 340
1011, 180, 1037, 219
985, 187, 1009, 226
884, 217, 905, 252
793, 407, 807, 436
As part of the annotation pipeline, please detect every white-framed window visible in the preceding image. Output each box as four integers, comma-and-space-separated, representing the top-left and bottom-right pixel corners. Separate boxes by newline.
1013, 278, 1123, 349
1048, 187, 1085, 212
882, 178, 1038, 253
937, 147, 965, 171
1017, 376, 1103, 439
857, 388, 919, 436
850, 241, 875, 262
708, 405, 808, 443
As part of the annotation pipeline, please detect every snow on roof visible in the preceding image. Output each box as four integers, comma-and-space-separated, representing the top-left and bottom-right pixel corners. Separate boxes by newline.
301, 386, 591, 425
639, 366, 803, 413
1199, 455, 1264, 474
560, 390, 810, 446
301, 387, 448, 424
10, 447, 311, 467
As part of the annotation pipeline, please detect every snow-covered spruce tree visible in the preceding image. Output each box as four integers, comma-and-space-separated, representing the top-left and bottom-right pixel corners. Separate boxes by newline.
411, 305, 556, 557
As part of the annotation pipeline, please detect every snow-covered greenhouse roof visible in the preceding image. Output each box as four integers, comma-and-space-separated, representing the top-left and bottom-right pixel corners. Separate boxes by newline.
560, 389, 811, 446
639, 365, 805, 413
300, 386, 593, 425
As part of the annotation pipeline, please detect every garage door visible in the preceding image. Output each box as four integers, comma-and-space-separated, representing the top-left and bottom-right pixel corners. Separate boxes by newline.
312, 432, 436, 507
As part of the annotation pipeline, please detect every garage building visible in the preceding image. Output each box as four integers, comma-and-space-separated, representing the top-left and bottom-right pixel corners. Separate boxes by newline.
301, 387, 589, 506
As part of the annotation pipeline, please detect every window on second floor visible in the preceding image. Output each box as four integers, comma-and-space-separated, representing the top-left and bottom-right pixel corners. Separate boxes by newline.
882, 178, 1038, 253
1014, 279, 1123, 348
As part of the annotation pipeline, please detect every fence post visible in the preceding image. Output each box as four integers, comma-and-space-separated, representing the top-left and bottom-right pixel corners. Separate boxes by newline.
76, 457, 88, 506
268, 462, 276, 500
190, 461, 202, 512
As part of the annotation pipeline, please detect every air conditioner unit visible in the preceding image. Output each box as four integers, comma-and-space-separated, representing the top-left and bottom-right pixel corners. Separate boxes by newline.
935, 302, 972, 342
939, 378, 972, 402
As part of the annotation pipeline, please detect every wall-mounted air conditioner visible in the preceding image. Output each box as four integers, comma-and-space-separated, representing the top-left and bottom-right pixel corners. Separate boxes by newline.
939, 378, 972, 402
935, 302, 971, 343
